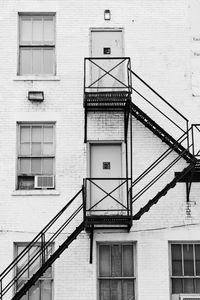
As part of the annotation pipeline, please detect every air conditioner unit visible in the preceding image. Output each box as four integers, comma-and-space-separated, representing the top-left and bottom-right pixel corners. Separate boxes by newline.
34, 175, 55, 189
180, 295, 200, 300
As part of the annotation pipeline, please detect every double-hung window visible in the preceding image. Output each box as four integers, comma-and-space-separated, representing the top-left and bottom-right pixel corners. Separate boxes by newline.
18, 14, 55, 75
171, 243, 200, 296
15, 243, 53, 300
98, 243, 135, 300
17, 123, 55, 190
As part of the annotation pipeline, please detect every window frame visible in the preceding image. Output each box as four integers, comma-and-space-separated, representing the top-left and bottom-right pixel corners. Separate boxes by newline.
97, 242, 136, 300
18, 12, 56, 76
17, 122, 56, 190
14, 242, 54, 300
170, 242, 200, 296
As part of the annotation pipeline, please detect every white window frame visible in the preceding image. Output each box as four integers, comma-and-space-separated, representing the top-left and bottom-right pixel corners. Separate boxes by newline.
98, 242, 136, 300
17, 122, 56, 190
18, 13, 56, 76
170, 242, 200, 297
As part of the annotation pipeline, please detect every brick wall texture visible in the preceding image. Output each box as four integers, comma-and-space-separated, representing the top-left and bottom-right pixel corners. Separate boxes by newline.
0, 1, 200, 300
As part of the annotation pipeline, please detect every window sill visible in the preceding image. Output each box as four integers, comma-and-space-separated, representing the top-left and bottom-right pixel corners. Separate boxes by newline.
13, 75, 61, 81
12, 190, 60, 196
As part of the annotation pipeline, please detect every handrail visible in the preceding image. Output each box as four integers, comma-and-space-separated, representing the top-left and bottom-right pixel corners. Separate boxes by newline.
131, 127, 191, 190
129, 69, 188, 122
0, 187, 83, 299
84, 57, 132, 93
131, 86, 186, 133
131, 125, 199, 205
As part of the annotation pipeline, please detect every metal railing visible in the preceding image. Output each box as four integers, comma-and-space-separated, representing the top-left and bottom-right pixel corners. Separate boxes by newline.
83, 178, 132, 217
0, 188, 83, 300
129, 69, 189, 144
131, 125, 200, 205
84, 57, 132, 93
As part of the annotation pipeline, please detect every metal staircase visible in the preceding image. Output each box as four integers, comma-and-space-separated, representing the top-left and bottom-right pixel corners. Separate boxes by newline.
0, 188, 84, 300
1, 57, 200, 300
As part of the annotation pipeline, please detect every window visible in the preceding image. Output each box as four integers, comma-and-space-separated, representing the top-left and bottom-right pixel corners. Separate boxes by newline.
98, 243, 135, 300
15, 243, 53, 300
18, 14, 55, 75
171, 243, 200, 295
17, 123, 55, 189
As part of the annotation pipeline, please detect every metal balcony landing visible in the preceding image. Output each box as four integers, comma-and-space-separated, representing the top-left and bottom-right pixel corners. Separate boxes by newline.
85, 215, 132, 231
84, 91, 131, 111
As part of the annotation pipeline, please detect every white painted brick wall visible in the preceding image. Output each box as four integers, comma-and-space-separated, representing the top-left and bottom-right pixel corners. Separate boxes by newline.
1, 1, 200, 300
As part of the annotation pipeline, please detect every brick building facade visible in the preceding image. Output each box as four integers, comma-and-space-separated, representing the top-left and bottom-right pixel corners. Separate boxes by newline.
1, 1, 200, 300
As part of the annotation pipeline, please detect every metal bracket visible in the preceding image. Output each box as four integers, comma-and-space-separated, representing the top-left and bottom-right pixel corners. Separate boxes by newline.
89, 226, 94, 264
186, 171, 194, 202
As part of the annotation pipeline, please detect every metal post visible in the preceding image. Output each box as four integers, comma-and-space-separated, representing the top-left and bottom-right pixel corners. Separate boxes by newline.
186, 120, 189, 152
41, 233, 45, 265
0, 279, 2, 300
82, 180, 86, 222
130, 108, 133, 218
192, 125, 195, 156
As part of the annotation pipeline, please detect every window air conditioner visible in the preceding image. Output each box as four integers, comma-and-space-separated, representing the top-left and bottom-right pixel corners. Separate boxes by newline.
34, 175, 55, 189
180, 295, 200, 300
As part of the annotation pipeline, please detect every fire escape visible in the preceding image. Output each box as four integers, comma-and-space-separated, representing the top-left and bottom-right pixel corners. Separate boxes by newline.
1, 57, 200, 300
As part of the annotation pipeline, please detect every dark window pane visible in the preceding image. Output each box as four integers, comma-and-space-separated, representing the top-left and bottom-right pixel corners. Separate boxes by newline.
172, 244, 182, 260
99, 245, 111, 277
172, 244, 182, 276
195, 245, 200, 275
172, 278, 183, 294
123, 280, 135, 300
183, 244, 194, 276
100, 280, 110, 300
195, 278, 200, 293
112, 245, 122, 277
111, 280, 122, 300
18, 176, 34, 190
172, 261, 182, 276
183, 278, 195, 293
123, 245, 134, 277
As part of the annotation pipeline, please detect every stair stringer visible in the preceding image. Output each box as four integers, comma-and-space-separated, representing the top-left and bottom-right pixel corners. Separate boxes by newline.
130, 102, 193, 163
132, 162, 196, 221
12, 221, 85, 300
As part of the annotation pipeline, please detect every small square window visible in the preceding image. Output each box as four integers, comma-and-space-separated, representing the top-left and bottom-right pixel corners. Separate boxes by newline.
18, 14, 56, 75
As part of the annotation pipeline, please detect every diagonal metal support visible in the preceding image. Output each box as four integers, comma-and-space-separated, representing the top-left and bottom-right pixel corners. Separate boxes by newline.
88, 179, 128, 210
88, 58, 128, 89
186, 170, 194, 202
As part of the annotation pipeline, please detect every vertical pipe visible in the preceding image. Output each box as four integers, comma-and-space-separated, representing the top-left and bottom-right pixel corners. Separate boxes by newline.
82, 180, 86, 221
130, 109, 133, 217
125, 112, 129, 215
